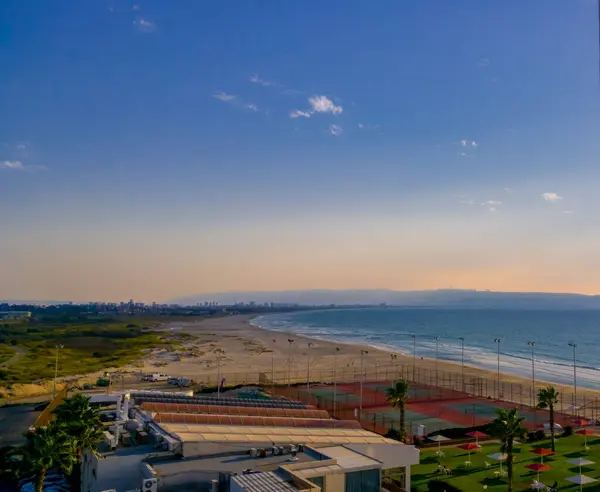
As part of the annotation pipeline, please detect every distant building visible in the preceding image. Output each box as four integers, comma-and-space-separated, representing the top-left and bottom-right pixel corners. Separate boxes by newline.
0, 311, 31, 320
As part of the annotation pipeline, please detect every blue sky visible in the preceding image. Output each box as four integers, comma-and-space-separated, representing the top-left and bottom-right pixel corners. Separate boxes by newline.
1, 0, 599, 301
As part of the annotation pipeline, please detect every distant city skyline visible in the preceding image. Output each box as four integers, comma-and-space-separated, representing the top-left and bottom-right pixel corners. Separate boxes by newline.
1, 1, 600, 302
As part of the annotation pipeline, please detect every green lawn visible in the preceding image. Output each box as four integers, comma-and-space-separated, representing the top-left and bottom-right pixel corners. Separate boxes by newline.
0, 344, 16, 365
411, 434, 600, 491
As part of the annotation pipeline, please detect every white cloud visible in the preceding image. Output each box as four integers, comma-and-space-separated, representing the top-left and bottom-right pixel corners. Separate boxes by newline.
309, 95, 343, 115
244, 104, 259, 111
132, 4, 140, 11
460, 140, 468, 146
2, 160, 23, 170
459, 199, 476, 205
461, 139, 478, 147
541, 192, 563, 203
488, 207, 497, 212
249, 75, 277, 87
358, 123, 364, 129
471, 141, 479, 148
458, 152, 468, 157
483, 200, 502, 206
213, 92, 236, 102
478, 57, 491, 68
329, 124, 343, 136
563, 210, 575, 214
503, 188, 512, 193
289, 110, 311, 119
133, 18, 155, 32
15, 142, 27, 151
1, 160, 46, 172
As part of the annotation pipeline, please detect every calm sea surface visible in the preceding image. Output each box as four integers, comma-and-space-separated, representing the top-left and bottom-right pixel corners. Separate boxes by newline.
252, 308, 600, 389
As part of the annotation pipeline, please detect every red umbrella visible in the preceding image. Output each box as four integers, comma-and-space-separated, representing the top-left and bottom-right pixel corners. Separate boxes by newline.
577, 428, 596, 448
458, 442, 481, 461
531, 448, 554, 464
526, 463, 552, 482
466, 430, 488, 444
573, 419, 590, 426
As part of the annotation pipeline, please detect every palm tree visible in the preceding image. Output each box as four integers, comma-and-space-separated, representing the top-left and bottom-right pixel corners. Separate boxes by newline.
386, 380, 410, 442
490, 408, 525, 492
53, 394, 104, 491
21, 424, 76, 492
537, 385, 560, 452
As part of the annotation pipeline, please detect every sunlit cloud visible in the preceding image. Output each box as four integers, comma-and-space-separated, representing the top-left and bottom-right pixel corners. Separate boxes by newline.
213, 92, 236, 102
329, 124, 343, 136
1, 160, 47, 172
542, 192, 563, 203
309, 95, 343, 115
289, 110, 311, 119
244, 104, 259, 112
133, 18, 155, 32
249, 74, 277, 87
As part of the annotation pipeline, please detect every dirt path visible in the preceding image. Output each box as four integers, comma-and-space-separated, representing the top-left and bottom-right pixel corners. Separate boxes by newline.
0, 345, 25, 367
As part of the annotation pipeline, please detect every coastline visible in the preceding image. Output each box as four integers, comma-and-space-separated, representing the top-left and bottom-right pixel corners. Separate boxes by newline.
132, 314, 599, 409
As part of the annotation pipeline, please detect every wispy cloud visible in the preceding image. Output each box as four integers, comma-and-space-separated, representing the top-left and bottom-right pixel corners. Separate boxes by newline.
478, 57, 491, 68
563, 210, 575, 214
213, 92, 236, 102
1, 160, 46, 172
15, 142, 27, 151
133, 18, 155, 32
249, 74, 277, 87
289, 110, 311, 119
244, 104, 259, 112
329, 124, 343, 136
459, 199, 476, 205
132, 4, 140, 11
309, 95, 343, 115
460, 139, 478, 147
541, 192, 563, 203
503, 188, 512, 193
482, 200, 502, 206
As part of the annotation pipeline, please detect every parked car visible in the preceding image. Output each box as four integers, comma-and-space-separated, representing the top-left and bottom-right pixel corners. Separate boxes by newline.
167, 377, 180, 385
147, 373, 169, 382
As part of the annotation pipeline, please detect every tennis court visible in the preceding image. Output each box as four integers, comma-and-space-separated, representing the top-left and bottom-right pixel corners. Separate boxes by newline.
443, 400, 549, 428
364, 406, 463, 433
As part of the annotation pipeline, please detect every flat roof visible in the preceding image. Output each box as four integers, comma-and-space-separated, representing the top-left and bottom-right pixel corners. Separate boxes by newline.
159, 423, 398, 446
231, 471, 300, 492
291, 445, 381, 479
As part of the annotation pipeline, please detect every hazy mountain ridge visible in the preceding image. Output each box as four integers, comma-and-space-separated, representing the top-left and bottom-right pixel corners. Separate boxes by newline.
173, 289, 600, 309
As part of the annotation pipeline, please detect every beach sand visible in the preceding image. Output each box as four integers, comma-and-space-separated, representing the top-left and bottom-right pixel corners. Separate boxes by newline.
132, 314, 598, 411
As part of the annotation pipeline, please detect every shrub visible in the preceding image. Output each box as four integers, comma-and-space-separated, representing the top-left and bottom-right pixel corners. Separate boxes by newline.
534, 430, 546, 441
427, 479, 465, 492
563, 425, 574, 437
385, 428, 403, 441
527, 431, 538, 442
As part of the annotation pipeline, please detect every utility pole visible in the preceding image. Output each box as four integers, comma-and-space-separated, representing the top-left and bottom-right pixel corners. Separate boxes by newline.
569, 342, 578, 411
360, 349, 368, 420
494, 339, 502, 399
53, 344, 63, 398
287, 339, 294, 386
527, 341, 536, 407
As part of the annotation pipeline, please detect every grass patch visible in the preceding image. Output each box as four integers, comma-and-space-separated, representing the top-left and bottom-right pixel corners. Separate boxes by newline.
410, 434, 600, 491
0, 344, 16, 364
0, 316, 173, 384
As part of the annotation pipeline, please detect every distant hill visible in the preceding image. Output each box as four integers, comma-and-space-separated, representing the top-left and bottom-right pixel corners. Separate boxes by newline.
173, 289, 600, 309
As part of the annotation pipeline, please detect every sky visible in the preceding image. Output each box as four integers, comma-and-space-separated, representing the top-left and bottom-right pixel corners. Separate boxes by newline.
1, 0, 600, 302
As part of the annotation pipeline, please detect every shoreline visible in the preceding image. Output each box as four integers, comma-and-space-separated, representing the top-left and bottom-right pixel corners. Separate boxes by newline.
132, 314, 599, 410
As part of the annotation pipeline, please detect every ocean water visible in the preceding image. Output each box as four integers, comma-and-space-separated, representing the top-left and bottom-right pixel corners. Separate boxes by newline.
251, 308, 600, 390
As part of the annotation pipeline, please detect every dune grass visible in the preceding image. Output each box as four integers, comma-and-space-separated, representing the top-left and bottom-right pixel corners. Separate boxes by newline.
0, 344, 16, 365
411, 434, 600, 491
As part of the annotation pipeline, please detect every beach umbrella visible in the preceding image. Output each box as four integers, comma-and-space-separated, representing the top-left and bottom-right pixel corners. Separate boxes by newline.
565, 474, 597, 492
458, 442, 481, 461
525, 463, 551, 483
487, 452, 507, 476
577, 428, 596, 449
428, 434, 450, 454
531, 447, 554, 464
573, 418, 590, 426
567, 457, 595, 477
466, 430, 488, 444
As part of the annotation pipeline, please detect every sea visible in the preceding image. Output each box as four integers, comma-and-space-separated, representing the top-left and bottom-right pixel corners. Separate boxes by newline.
251, 308, 600, 390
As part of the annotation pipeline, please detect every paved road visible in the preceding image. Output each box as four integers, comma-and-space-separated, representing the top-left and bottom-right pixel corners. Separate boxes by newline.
0, 403, 41, 446
0, 345, 25, 368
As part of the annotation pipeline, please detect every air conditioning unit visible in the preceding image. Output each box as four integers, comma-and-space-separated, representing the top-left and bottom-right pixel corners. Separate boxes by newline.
141, 478, 158, 492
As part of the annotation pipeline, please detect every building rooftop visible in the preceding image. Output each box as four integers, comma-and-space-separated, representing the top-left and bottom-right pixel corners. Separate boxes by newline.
231, 471, 301, 492
158, 422, 399, 446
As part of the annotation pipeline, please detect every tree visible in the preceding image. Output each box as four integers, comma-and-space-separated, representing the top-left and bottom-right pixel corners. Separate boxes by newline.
490, 408, 525, 492
386, 380, 410, 442
53, 394, 104, 491
537, 385, 560, 452
20, 424, 76, 492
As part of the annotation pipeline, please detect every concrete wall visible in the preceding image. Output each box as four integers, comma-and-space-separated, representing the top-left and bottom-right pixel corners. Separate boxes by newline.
325, 472, 345, 491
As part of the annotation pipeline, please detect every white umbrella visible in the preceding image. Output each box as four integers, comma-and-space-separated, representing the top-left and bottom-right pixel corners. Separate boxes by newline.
566, 474, 597, 492
487, 453, 507, 476
566, 459, 596, 491
428, 434, 450, 454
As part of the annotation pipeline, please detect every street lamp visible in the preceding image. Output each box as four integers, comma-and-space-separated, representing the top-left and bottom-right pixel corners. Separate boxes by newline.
434, 336, 440, 387
458, 337, 465, 392
287, 338, 294, 386
494, 339, 501, 399
569, 342, 578, 409
390, 353, 398, 379
306, 342, 314, 396
411, 334, 417, 382
360, 349, 368, 419
527, 341, 536, 407
333, 347, 340, 414
53, 344, 64, 397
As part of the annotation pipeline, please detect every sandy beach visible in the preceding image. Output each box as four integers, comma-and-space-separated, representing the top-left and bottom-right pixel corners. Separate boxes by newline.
129, 314, 600, 411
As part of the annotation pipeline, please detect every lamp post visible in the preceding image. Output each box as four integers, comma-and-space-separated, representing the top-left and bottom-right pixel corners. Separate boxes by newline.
287, 338, 294, 386
333, 347, 340, 414
360, 349, 368, 420
411, 334, 417, 382
434, 336, 440, 387
569, 342, 578, 410
391, 353, 398, 379
306, 342, 314, 397
527, 341, 536, 407
458, 337, 465, 392
53, 344, 64, 398
494, 339, 501, 399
